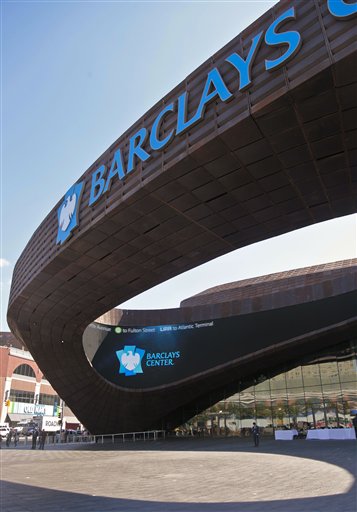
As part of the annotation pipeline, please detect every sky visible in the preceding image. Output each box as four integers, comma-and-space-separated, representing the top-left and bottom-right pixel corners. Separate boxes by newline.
1, 0, 356, 332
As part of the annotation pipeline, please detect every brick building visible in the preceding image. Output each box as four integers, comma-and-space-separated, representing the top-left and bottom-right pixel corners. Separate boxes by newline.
0, 333, 80, 429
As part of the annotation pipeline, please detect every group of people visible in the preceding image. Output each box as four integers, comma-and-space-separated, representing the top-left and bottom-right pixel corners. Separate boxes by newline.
250, 419, 357, 444
1, 427, 48, 449
31, 428, 47, 449
5, 428, 19, 447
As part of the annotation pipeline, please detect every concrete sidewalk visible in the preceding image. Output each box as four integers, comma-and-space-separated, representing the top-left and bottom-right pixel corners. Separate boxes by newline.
1, 437, 356, 512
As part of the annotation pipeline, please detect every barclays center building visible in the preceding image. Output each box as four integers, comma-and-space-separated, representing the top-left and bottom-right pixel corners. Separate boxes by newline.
7, 0, 357, 436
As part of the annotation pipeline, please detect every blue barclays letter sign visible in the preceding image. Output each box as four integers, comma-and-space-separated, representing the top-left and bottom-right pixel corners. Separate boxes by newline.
88, 5, 304, 208
327, 0, 357, 19
58, 0, 356, 243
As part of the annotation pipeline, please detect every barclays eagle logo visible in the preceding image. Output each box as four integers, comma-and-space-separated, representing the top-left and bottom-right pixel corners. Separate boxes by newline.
116, 345, 145, 376
56, 182, 84, 245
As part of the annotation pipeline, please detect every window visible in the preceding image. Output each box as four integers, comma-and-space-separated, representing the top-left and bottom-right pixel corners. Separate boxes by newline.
13, 364, 36, 378
39, 394, 59, 406
179, 339, 357, 435
9, 390, 34, 403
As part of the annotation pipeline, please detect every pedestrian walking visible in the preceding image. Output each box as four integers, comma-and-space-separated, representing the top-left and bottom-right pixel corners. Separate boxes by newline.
39, 430, 47, 450
6, 429, 12, 447
252, 422, 260, 447
13, 430, 19, 447
31, 429, 38, 449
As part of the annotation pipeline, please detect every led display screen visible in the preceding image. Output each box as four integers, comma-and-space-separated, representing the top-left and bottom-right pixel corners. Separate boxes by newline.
84, 291, 356, 390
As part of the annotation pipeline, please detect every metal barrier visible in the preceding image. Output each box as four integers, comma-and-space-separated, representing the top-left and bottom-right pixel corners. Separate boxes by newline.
46, 433, 96, 444
94, 430, 166, 444
3, 429, 165, 447
8, 433, 96, 447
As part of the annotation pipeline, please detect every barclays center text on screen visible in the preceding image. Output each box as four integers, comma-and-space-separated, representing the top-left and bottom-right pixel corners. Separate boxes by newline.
87, 0, 356, 208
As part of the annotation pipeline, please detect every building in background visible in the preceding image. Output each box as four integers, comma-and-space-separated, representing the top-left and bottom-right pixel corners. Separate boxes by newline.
85, 260, 357, 436
0, 333, 81, 430
182, 340, 357, 437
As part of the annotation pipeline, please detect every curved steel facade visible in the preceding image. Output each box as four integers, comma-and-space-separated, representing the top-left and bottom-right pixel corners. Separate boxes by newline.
7, 0, 357, 433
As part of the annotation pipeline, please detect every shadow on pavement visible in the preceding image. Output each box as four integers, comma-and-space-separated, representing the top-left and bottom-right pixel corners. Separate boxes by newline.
1, 479, 356, 512
2, 438, 356, 512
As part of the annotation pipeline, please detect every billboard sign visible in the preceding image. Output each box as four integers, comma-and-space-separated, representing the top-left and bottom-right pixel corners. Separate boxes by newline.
86, 291, 356, 390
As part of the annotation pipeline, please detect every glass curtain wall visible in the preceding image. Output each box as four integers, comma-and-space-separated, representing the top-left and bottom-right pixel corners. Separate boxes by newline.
179, 340, 357, 436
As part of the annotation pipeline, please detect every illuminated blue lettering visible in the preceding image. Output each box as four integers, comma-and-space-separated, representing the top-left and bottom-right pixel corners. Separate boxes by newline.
127, 128, 151, 173
327, 0, 357, 19
226, 32, 264, 91
103, 149, 125, 193
176, 68, 232, 135
150, 103, 175, 151
265, 7, 302, 72
88, 165, 106, 206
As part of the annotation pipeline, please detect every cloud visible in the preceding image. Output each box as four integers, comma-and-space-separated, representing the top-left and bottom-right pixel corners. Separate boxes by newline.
0, 258, 11, 268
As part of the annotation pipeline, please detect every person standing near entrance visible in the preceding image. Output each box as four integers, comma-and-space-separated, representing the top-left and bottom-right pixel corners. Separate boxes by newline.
252, 422, 260, 447
31, 429, 38, 449
39, 430, 47, 450
6, 429, 12, 447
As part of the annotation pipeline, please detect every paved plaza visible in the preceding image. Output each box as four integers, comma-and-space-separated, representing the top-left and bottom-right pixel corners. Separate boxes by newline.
1, 437, 356, 512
